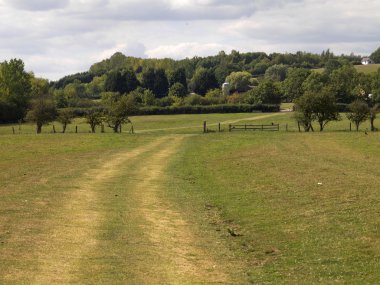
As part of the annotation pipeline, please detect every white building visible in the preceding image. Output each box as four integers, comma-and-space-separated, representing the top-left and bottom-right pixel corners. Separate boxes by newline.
361, 57, 375, 65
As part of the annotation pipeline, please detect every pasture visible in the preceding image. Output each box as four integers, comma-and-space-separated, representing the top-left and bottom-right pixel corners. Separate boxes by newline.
1, 112, 380, 284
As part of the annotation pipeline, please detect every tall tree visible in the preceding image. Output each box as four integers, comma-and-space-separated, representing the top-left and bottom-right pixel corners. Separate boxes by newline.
153, 68, 169, 98
346, 100, 370, 131
370, 47, 380, 63
0, 59, 32, 122
168, 67, 188, 90
282, 68, 311, 102
26, 78, 57, 134
225, 71, 252, 93
104, 94, 137, 133
189, 67, 218, 96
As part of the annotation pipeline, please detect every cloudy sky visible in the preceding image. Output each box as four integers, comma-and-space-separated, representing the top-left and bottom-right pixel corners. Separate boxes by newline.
0, 0, 379, 80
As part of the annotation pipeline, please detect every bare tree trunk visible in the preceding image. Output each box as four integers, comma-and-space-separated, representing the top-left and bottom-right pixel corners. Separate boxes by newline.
37, 122, 42, 134
62, 123, 67, 133
370, 117, 375, 132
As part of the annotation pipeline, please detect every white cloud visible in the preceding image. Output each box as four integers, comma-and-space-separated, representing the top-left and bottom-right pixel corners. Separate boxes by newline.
146, 42, 234, 59
0, 0, 379, 80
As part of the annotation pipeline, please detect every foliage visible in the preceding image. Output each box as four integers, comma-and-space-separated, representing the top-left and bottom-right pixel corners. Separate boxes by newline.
205, 88, 227, 104
0, 59, 32, 122
104, 69, 139, 94
138, 104, 279, 115
189, 67, 218, 95
225, 71, 252, 92
294, 88, 340, 131
370, 47, 380, 63
282, 68, 311, 102
329, 65, 358, 103
168, 67, 188, 90
85, 110, 103, 133
103, 94, 137, 133
168, 82, 187, 98
264, 64, 288, 81
25, 77, 57, 133
57, 108, 74, 133
248, 79, 282, 105
346, 100, 370, 131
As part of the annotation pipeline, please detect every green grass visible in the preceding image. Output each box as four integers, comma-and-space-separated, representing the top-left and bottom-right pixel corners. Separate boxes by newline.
1, 113, 380, 283
169, 131, 380, 283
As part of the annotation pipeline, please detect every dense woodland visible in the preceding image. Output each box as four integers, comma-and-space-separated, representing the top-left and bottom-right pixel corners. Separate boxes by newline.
1, 47, 380, 132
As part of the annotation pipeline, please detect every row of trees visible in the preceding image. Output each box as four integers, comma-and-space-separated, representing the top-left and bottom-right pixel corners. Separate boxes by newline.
48, 48, 380, 108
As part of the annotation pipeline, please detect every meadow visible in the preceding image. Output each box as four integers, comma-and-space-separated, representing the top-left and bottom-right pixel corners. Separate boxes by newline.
1, 112, 379, 284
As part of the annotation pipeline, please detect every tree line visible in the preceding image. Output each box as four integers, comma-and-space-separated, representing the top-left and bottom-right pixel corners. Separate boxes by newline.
1, 47, 380, 133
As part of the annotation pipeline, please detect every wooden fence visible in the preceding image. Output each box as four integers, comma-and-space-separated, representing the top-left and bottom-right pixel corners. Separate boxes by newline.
229, 124, 280, 132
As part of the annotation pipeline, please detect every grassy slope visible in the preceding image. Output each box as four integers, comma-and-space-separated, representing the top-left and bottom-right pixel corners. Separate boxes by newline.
169, 131, 380, 283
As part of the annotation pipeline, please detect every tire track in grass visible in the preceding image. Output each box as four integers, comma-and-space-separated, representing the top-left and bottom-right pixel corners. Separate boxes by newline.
130, 135, 229, 284
29, 137, 170, 285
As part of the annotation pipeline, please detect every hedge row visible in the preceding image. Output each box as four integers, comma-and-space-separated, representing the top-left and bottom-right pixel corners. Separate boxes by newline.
137, 104, 280, 115
67, 104, 280, 117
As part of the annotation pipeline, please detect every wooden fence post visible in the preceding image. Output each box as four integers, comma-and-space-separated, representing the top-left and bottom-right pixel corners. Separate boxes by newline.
218, 123, 221, 132
12, 127, 15, 134
75, 126, 78, 133
229, 124, 231, 132
53, 125, 56, 133
203, 121, 207, 133
349, 122, 352, 131
101, 124, 105, 133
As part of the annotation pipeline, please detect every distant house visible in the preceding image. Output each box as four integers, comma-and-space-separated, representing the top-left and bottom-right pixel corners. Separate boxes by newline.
361, 57, 375, 65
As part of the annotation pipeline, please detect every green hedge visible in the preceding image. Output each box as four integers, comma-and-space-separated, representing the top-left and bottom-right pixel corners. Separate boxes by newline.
67, 104, 280, 117
137, 104, 280, 115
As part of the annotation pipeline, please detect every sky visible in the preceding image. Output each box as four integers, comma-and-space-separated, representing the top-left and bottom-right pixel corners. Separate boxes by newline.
0, 0, 379, 80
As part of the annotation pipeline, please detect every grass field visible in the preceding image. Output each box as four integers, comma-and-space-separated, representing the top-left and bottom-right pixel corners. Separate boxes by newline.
1, 112, 380, 284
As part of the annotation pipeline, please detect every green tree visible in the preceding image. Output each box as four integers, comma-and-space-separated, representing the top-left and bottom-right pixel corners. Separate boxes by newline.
282, 68, 311, 102
264, 64, 288, 81
225, 71, 252, 92
346, 100, 370, 131
294, 93, 315, 132
0, 59, 32, 122
294, 88, 340, 132
168, 82, 187, 98
302, 72, 328, 94
25, 77, 57, 134
104, 95, 137, 133
370, 47, 380, 63
329, 65, 358, 103
105, 69, 139, 94
153, 68, 169, 98
168, 67, 187, 90
248, 79, 282, 104
57, 108, 74, 133
189, 67, 218, 96
86, 110, 103, 133
141, 68, 156, 91
310, 87, 340, 131
142, 89, 156, 106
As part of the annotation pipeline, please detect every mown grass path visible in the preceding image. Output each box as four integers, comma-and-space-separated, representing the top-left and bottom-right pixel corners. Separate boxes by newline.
1, 135, 233, 284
